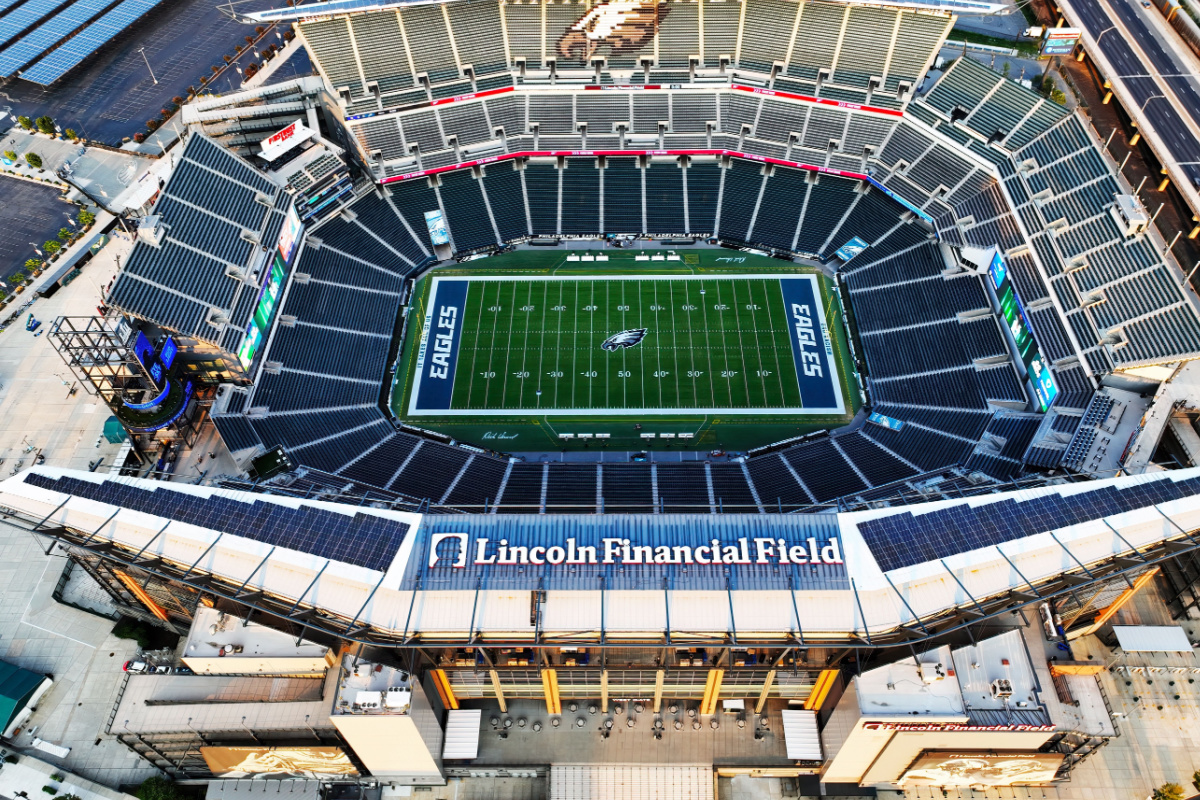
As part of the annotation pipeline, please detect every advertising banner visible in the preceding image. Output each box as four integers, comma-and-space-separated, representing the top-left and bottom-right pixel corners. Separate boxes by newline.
425, 209, 450, 246
900, 752, 1063, 788
989, 251, 1058, 410
1041, 28, 1082, 56
276, 205, 303, 265
835, 236, 869, 262
201, 746, 359, 778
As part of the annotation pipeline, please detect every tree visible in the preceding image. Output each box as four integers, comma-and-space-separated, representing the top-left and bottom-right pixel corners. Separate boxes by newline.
34, 115, 54, 135
64, 128, 77, 140
24, 152, 42, 169
25, 258, 41, 271
3, 150, 16, 161
9, 273, 26, 285
1152, 783, 1185, 800
1050, 88, 1067, 105
43, 240, 61, 254
16, 115, 32, 130
57, 227, 73, 242
77, 209, 95, 227
135, 777, 181, 800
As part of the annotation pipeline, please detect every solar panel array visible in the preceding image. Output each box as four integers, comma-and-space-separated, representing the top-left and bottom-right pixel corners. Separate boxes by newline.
0, 0, 71, 48
0, 0, 112, 77
858, 473, 1200, 572
19, 0, 166, 84
25, 473, 409, 572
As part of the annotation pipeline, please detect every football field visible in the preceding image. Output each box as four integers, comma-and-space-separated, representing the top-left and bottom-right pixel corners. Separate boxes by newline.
407, 274, 844, 415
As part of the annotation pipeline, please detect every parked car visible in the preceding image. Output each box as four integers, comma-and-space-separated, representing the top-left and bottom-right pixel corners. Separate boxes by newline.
173, 665, 195, 675
122, 660, 149, 673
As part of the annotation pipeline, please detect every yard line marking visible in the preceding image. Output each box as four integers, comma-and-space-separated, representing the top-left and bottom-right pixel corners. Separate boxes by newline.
761, 279, 791, 405
516, 281, 534, 406
554, 281, 565, 409
619, 280, 627, 410
588, 280, 596, 409
571, 281, 579, 409
535, 280, 548, 409
465, 280, 487, 410
744, 280, 770, 404
499, 281, 518, 404
728, 281, 753, 407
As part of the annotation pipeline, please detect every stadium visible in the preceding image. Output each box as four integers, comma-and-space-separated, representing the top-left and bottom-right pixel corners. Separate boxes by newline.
22, 0, 1200, 791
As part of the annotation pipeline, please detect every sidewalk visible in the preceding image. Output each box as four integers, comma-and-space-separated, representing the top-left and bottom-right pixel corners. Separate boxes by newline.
1, 128, 153, 209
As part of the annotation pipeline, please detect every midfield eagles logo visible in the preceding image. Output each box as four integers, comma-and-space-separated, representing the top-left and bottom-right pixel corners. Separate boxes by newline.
601, 328, 648, 351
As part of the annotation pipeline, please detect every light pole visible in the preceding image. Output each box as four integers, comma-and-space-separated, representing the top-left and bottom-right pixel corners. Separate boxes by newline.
64, 212, 76, 227
137, 47, 158, 85
240, 716, 261, 744
29, 242, 42, 256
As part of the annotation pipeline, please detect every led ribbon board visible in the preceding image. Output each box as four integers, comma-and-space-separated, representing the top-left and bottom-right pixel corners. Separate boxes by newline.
989, 252, 1058, 411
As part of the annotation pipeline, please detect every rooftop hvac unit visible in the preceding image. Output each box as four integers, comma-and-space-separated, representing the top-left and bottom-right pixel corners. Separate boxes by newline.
137, 215, 165, 248
991, 678, 1014, 699
1112, 193, 1149, 237
918, 662, 945, 684
384, 687, 412, 710
354, 690, 382, 709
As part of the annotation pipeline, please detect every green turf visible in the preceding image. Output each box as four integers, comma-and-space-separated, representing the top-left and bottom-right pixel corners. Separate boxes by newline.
392, 249, 862, 452
444, 275, 806, 413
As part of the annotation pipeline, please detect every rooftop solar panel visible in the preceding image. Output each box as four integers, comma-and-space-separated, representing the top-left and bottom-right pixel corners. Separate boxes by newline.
858, 474, 1200, 572
0, 0, 110, 77
19, 0, 163, 84
23, 473, 409, 572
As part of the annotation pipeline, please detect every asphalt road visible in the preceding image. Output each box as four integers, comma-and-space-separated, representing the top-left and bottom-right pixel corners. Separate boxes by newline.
1067, 0, 1200, 187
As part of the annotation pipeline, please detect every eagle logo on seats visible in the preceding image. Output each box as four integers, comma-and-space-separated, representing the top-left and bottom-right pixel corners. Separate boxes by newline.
558, 0, 668, 60
601, 328, 648, 351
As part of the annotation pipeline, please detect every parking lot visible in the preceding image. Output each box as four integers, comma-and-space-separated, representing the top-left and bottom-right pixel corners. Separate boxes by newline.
0, 176, 77, 285
0, 0, 283, 144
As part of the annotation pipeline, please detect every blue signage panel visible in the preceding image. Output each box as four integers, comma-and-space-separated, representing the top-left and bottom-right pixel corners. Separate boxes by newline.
1028, 352, 1059, 411
868, 411, 905, 431
407, 514, 849, 591
835, 236, 869, 263
779, 277, 838, 411
159, 336, 178, 370
414, 279, 470, 411
424, 209, 450, 246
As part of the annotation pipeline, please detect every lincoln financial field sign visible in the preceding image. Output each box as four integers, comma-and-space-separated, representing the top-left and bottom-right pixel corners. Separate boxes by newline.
427, 532, 845, 568
407, 517, 851, 590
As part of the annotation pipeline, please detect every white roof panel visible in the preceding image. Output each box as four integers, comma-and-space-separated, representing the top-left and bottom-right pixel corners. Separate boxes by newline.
781, 710, 822, 761
442, 709, 482, 760
1113, 626, 1194, 653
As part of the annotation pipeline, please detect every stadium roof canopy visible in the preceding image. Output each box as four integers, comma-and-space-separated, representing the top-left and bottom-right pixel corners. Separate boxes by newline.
242, 0, 1008, 25
5, 466, 1200, 648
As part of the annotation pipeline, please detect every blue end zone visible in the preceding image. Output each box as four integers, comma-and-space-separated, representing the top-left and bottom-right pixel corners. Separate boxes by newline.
413, 279, 469, 411
779, 277, 839, 411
